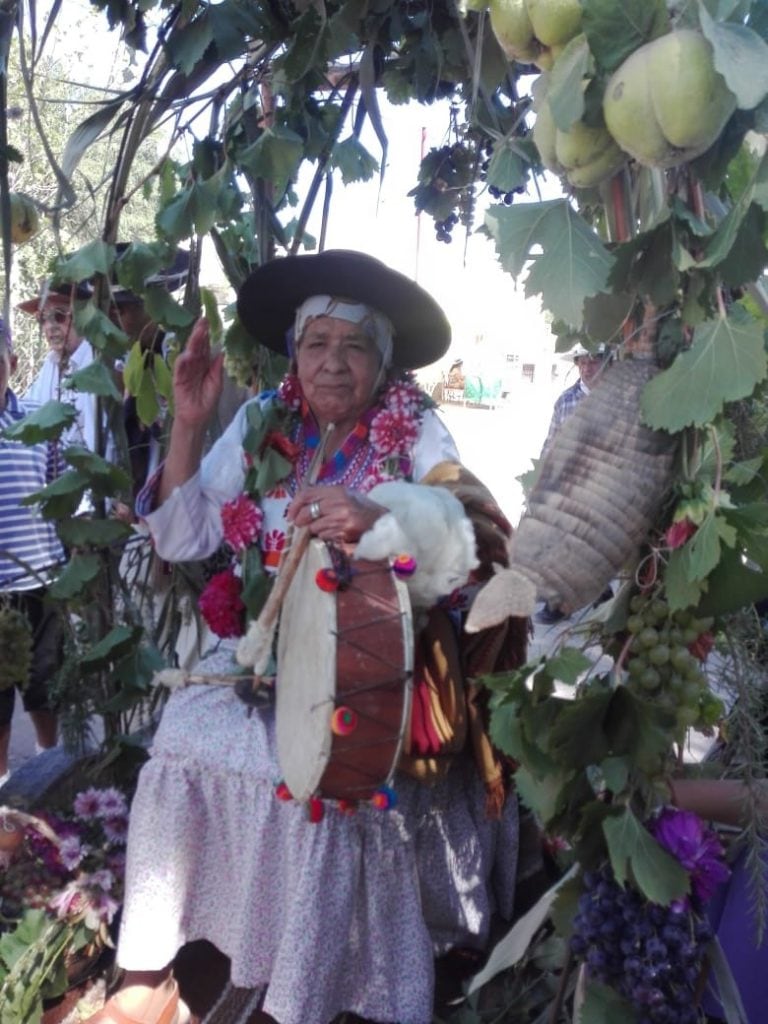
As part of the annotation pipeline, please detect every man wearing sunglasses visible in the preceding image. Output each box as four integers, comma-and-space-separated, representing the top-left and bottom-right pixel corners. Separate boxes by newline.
18, 281, 97, 455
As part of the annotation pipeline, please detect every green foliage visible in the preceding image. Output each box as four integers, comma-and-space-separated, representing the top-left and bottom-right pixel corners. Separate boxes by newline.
484, 199, 615, 327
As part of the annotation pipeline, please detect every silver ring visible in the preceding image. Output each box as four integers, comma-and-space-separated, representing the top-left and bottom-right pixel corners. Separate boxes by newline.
309, 500, 321, 520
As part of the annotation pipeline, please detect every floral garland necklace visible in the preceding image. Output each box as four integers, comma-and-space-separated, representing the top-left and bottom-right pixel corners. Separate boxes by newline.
198, 371, 433, 639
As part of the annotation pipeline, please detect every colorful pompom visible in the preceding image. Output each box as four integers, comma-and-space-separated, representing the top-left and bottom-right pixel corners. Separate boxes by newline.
275, 781, 293, 802
371, 785, 398, 811
337, 799, 357, 815
308, 797, 324, 823
392, 554, 417, 578
331, 706, 358, 736
316, 568, 340, 592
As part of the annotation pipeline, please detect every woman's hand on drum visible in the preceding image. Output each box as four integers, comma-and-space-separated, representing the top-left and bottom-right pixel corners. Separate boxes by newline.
288, 485, 386, 543
172, 318, 225, 428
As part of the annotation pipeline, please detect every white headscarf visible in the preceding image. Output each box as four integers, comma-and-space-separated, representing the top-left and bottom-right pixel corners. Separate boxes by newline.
293, 295, 394, 368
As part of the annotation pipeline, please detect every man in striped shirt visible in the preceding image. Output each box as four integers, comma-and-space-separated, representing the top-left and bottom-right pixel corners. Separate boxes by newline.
0, 326, 66, 787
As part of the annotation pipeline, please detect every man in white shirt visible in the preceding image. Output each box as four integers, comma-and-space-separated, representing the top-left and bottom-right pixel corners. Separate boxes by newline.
18, 281, 98, 453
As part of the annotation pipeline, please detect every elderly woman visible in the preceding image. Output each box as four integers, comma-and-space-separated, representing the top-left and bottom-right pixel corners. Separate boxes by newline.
92, 251, 525, 1024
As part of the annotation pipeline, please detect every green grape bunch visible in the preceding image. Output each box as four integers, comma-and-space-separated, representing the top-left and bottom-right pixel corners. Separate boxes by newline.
623, 592, 722, 735
0, 605, 33, 692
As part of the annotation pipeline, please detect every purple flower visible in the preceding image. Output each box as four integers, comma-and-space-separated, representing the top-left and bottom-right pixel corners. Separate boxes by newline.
95, 788, 128, 819
651, 807, 730, 903
58, 834, 87, 871
73, 788, 104, 820
102, 815, 129, 845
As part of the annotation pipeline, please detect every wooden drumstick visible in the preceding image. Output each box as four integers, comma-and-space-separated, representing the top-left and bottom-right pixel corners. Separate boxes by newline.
235, 424, 333, 676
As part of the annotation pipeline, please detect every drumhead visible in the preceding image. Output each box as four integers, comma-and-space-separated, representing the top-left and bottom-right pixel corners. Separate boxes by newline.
276, 541, 337, 801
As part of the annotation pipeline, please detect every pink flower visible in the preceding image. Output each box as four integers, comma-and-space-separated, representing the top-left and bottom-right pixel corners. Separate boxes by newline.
73, 788, 103, 820
369, 408, 419, 457
95, 788, 128, 819
48, 882, 86, 920
221, 495, 263, 553
665, 519, 698, 550
198, 568, 245, 638
385, 378, 422, 416
651, 807, 730, 903
277, 372, 303, 410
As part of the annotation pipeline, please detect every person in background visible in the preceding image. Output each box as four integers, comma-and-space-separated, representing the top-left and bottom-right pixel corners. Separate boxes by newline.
18, 280, 97, 455
0, 323, 66, 789
536, 342, 612, 625
106, 245, 190, 503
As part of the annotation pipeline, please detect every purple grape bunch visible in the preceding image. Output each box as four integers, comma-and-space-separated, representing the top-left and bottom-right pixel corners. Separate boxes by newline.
570, 865, 713, 1024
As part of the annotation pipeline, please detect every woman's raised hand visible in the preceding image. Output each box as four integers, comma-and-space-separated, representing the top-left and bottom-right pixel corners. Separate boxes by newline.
172, 318, 225, 427
288, 485, 386, 544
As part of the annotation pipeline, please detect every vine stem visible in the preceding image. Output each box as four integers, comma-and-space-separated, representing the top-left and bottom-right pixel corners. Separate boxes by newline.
547, 948, 575, 1024
709, 424, 723, 505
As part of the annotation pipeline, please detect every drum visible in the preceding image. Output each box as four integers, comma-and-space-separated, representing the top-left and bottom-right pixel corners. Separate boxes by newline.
276, 540, 414, 803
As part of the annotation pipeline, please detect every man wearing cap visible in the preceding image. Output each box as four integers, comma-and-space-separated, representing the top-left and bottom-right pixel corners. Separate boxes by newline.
89, 250, 527, 1024
18, 281, 98, 454
541, 342, 609, 456
106, 245, 190, 501
0, 321, 65, 789
536, 342, 612, 624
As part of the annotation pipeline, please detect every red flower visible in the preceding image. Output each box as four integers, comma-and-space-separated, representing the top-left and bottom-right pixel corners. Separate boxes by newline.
369, 408, 419, 457
277, 372, 303, 410
665, 519, 698, 550
688, 631, 715, 662
221, 495, 263, 553
261, 430, 301, 463
198, 568, 245, 638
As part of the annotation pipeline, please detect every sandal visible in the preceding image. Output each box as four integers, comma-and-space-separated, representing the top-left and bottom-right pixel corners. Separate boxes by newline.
83, 977, 190, 1024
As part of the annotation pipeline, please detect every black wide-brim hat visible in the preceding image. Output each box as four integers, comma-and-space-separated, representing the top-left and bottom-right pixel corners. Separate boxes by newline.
236, 250, 451, 370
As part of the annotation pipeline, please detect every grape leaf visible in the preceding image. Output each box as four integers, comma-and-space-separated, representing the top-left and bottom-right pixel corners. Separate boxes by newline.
686, 512, 738, 581
331, 136, 379, 185
164, 8, 213, 75
49, 553, 102, 599
582, 0, 668, 74
547, 34, 590, 131
80, 625, 143, 670
65, 362, 122, 400
238, 126, 304, 196
603, 808, 689, 905
1, 401, 76, 443
640, 314, 767, 431
57, 517, 132, 547
485, 199, 614, 328
580, 978, 638, 1024
143, 286, 195, 329
54, 239, 113, 281
699, 3, 768, 110
664, 548, 706, 612
545, 647, 593, 685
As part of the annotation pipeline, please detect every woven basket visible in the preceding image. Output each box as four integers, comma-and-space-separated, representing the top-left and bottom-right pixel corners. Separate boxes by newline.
466, 358, 678, 629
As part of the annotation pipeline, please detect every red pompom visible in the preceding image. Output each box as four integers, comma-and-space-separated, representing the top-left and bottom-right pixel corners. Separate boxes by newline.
371, 785, 397, 810
331, 706, 358, 736
308, 797, 324, 823
337, 799, 357, 815
275, 782, 293, 802
316, 568, 340, 592
392, 554, 417, 578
